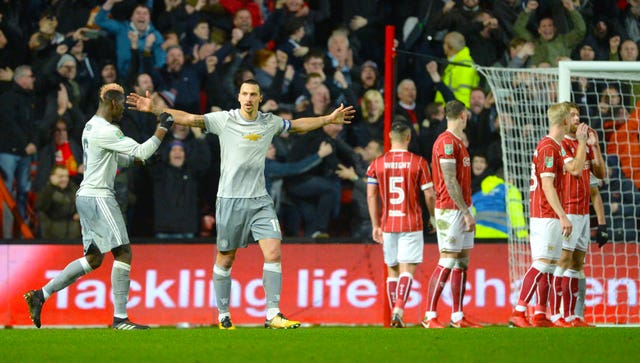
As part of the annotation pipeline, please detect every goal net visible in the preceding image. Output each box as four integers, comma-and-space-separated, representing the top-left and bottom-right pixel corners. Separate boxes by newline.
477, 61, 640, 325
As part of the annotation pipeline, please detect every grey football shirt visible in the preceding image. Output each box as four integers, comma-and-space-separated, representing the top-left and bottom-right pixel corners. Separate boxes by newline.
204, 109, 290, 198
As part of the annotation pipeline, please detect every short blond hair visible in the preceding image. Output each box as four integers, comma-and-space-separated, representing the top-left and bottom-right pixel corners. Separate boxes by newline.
547, 102, 571, 127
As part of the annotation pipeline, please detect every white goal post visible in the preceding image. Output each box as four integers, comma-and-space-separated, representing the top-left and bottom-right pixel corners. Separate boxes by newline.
477, 61, 640, 325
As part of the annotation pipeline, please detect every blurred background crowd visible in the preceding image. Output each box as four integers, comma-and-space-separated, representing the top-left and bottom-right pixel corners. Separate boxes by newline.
0, 0, 638, 241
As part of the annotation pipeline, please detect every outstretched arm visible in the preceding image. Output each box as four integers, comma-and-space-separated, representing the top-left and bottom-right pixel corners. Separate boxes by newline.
289, 103, 355, 133
126, 91, 206, 128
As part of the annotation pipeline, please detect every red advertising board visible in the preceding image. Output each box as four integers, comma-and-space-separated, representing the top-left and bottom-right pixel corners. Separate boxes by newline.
1, 243, 638, 327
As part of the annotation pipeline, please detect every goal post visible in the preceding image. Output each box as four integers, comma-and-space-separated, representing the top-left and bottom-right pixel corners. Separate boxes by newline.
477, 61, 640, 325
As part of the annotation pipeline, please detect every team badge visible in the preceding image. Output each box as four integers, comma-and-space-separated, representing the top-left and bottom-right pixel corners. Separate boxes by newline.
115, 130, 124, 139
444, 144, 453, 155
561, 147, 566, 156
545, 156, 553, 167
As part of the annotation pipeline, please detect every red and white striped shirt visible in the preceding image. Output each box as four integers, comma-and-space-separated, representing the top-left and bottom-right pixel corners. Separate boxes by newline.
529, 136, 569, 218
561, 135, 593, 215
431, 130, 471, 210
367, 150, 433, 232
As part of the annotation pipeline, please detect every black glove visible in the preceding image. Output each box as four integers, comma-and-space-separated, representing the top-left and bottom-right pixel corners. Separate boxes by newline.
596, 225, 609, 248
159, 112, 174, 130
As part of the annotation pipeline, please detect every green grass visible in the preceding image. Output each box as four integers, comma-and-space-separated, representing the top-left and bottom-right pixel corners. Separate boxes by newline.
1, 326, 638, 362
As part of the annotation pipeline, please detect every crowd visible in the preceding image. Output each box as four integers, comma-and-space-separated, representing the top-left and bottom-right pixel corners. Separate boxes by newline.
1, 0, 639, 241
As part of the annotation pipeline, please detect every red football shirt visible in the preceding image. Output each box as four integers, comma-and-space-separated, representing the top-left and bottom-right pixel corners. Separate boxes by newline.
431, 130, 471, 210
529, 136, 568, 218
561, 136, 593, 215
367, 150, 433, 232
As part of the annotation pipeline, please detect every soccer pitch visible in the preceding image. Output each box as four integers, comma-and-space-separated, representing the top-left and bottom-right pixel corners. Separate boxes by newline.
1, 325, 638, 362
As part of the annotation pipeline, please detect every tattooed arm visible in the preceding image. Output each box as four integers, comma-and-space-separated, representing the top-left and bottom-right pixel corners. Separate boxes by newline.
441, 160, 475, 231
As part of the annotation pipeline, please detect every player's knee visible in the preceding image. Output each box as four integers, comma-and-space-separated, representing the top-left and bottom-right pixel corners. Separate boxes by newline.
85, 253, 104, 270
454, 257, 469, 270
438, 257, 456, 269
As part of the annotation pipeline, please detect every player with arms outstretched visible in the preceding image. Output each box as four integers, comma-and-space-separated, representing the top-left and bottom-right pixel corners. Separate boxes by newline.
127, 79, 354, 329
24, 83, 171, 329
367, 122, 436, 328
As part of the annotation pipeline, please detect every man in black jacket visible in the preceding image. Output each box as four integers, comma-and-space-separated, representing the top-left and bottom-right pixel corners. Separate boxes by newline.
0, 65, 38, 219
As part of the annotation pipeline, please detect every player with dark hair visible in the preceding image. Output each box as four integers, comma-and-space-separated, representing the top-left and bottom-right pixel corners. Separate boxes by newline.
24, 83, 172, 329
127, 79, 354, 329
367, 122, 435, 328
422, 100, 481, 328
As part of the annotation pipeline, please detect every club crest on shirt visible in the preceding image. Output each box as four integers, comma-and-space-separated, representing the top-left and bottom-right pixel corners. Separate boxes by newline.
115, 130, 124, 139
243, 133, 262, 141
444, 144, 453, 155
545, 156, 553, 167
561, 147, 566, 156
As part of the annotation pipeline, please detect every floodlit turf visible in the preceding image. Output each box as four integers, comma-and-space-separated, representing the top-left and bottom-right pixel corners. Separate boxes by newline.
1, 325, 639, 362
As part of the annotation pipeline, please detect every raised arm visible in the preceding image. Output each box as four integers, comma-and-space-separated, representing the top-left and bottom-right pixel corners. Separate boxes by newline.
565, 123, 589, 176
126, 91, 206, 128
289, 103, 355, 133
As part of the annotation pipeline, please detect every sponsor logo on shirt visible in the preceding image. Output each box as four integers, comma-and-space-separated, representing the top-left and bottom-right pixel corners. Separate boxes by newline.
243, 133, 262, 141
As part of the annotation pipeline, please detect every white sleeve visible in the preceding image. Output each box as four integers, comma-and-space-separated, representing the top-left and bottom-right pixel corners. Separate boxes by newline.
116, 153, 133, 167
95, 126, 161, 160
203, 111, 229, 135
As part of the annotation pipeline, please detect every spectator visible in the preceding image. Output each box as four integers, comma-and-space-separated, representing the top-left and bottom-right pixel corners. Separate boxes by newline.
35, 165, 81, 239
0, 65, 38, 219
581, 19, 620, 60
228, 7, 266, 53
431, 0, 485, 37
152, 139, 209, 239
350, 89, 384, 147
181, 18, 212, 62
95, 0, 166, 76
351, 59, 382, 101
337, 0, 385, 67
324, 30, 357, 89
493, 37, 535, 68
337, 138, 384, 240
261, 0, 329, 46
28, 11, 67, 69
150, 45, 207, 114
513, 0, 586, 66
610, 38, 639, 61
33, 119, 83, 193
286, 121, 360, 238
467, 10, 506, 67
289, 49, 326, 101
154, 0, 191, 37
469, 149, 526, 239
253, 49, 293, 103
265, 140, 333, 218
434, 31, 480, 108
292, 72, 324, 115
395, 78, 423, 129
276, 17, 309, 72
605, 100, 640, 191
599, 155, 640, 242
622, 0, 640, 43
